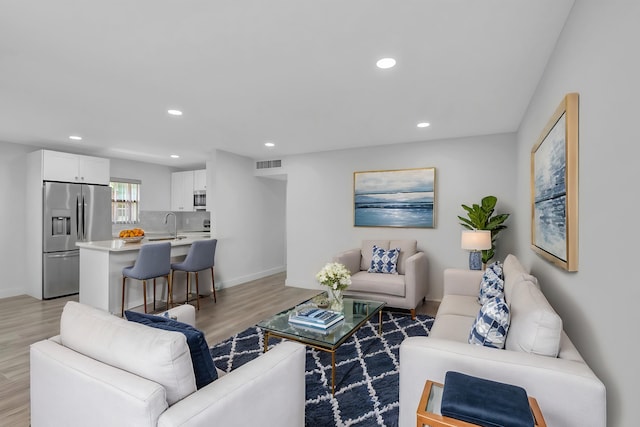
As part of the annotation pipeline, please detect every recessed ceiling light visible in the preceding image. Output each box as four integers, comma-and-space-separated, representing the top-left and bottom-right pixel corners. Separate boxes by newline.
417, 122, 430, 128
376, 58, 396, 69
264, 142, 275, 148
170, 154, 180, 159
69, 135, 82, 141
167, 109, 183, 116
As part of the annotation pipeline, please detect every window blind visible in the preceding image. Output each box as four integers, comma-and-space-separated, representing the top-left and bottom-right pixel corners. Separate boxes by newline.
110, 178, 141, 224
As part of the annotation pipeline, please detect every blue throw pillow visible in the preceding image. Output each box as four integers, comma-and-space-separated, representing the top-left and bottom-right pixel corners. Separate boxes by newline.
368, 245, 400, 274
468, 296, 510, 349
478, 261, 504, 304
125, 310, 218, 389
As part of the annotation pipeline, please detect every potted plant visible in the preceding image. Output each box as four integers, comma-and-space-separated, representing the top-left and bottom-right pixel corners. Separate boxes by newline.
458, 195, 510, 264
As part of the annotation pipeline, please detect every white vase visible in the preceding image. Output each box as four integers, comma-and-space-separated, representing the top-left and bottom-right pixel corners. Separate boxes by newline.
329, 288, 344, 312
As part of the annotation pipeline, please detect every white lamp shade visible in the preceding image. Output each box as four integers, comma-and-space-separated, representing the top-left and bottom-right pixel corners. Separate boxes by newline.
461, 230, 492, 250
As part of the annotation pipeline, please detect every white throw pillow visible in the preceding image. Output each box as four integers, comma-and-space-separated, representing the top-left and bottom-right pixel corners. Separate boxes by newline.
505, 280, 562, 357
503, 254, 539, 302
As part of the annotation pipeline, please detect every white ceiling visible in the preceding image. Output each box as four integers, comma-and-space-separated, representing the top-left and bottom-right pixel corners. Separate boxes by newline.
0, 0, 574, 169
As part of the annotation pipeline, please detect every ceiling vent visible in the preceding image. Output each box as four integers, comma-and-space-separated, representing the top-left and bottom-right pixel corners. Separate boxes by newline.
256, 159, 282, 170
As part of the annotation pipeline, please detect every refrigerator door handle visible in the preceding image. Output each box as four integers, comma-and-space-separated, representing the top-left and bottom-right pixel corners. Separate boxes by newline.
82, 195, 86, 240
47, 252, 80, 259
76, 195, 81, 240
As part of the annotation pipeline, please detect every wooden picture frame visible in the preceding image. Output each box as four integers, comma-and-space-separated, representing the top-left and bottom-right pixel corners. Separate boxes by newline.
530, 93, 579, 271
353, 167, 436, 228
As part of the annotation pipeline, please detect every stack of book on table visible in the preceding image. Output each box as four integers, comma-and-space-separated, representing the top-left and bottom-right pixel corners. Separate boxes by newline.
288, 307, 344, 332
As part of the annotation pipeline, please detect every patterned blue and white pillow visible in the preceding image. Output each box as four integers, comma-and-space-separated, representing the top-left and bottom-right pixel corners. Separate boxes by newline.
487, 260, 503, 278
368, 245, 400, 274
478, 261, 504, 304
468, 296, 510, 349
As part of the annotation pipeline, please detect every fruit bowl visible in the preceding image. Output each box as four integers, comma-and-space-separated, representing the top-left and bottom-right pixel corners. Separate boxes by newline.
119, 228, 145, 243
121, 236, 144, 243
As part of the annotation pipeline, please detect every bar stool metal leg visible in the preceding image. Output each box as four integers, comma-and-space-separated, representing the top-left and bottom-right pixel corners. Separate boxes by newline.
211, 267, 216, 303
171, 270, 176, 307
121, 277, 126, 317
194, 272, 200, 310
142, 280, 147, 313
186, 272, 190, 307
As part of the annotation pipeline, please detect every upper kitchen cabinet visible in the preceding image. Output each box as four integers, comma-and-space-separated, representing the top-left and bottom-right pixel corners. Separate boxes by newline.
193, 169, 206, 191
171, 170, 194, 211
42, 150, 110, 185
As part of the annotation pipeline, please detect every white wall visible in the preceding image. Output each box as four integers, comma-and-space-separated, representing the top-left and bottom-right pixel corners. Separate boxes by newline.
515, 2, 638, 425
210, 150, 287, 288
285, 133, 517, 299
0, 141, 38, 298
109, 158, 176, 211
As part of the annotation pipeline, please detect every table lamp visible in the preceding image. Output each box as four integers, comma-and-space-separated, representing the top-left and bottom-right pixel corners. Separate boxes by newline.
461, 230, 492, 270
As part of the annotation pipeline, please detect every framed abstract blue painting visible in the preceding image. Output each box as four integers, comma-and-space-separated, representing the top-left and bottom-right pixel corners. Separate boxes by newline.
354, 167, 436, 228
531, 93, 579, 271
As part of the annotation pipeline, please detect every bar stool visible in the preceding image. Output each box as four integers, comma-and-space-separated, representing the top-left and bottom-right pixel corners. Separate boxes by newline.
171, 239, 218, 310
121, 242, 172, 317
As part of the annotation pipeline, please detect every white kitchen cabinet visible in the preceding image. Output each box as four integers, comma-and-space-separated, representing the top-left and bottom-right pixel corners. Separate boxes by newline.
193, 169, 206, 191
42, 150, 110, 185
171, 170, 194, 211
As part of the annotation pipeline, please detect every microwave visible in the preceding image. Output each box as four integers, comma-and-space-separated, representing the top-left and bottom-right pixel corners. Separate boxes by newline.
193, 190, 206, 209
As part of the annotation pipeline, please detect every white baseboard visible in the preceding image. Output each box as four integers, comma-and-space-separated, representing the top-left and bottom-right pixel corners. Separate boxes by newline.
215, 265, 286, 289
0, 287, 29, 299
284, 276, 318, 289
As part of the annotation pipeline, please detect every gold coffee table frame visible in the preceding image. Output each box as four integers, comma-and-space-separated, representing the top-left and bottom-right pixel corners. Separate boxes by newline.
258, 294, 386, 395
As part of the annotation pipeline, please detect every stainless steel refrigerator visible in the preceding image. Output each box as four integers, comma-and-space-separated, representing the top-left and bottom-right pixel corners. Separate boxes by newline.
43, 181, 112, 299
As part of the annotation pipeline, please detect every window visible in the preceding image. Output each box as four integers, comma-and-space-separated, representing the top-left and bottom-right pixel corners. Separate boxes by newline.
110, 179, 141, 224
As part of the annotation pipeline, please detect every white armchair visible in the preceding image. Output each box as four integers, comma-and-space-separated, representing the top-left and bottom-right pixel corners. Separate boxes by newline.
334, 239, 428, 319
30, 302, 306, 427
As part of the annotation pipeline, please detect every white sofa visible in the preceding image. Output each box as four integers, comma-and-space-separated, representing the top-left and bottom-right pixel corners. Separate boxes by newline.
399, 254, 606, 427
334, 239, 428, 319
30, 301, 306, 427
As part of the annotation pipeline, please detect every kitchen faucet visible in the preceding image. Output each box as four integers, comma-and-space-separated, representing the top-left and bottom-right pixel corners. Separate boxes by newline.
164, 212, 177, 239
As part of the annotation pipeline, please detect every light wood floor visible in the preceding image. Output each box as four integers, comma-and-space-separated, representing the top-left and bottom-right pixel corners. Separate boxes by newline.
0, 272, 439, 426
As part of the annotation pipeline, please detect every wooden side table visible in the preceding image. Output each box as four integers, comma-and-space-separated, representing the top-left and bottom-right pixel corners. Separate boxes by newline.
416, 380, 547, 427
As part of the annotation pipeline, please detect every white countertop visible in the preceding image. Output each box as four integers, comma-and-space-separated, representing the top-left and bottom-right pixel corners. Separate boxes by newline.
76, 232, 212, 252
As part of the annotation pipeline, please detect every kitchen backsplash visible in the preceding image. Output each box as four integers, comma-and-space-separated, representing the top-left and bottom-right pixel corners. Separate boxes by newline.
112, 210, 211, 236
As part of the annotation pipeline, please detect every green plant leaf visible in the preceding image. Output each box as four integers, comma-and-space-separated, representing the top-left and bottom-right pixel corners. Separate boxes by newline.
481, 196, 497, 212
457, 217, 474, 229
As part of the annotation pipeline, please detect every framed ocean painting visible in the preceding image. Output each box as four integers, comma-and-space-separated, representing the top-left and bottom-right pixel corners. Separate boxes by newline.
531, 93, 579, 271
354, 167, 436, 228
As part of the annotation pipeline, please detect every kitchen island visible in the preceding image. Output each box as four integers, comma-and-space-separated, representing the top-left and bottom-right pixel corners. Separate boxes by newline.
76, 233, 213, 315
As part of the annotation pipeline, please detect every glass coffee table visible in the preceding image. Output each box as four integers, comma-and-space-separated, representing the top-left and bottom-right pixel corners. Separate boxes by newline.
257, 293, 386, 395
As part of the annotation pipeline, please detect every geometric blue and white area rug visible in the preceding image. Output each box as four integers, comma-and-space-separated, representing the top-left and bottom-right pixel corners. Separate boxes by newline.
209, 312, 434, 427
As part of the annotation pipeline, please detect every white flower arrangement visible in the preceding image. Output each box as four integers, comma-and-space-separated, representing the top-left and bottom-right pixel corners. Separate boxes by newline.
315, 262, 352, 291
